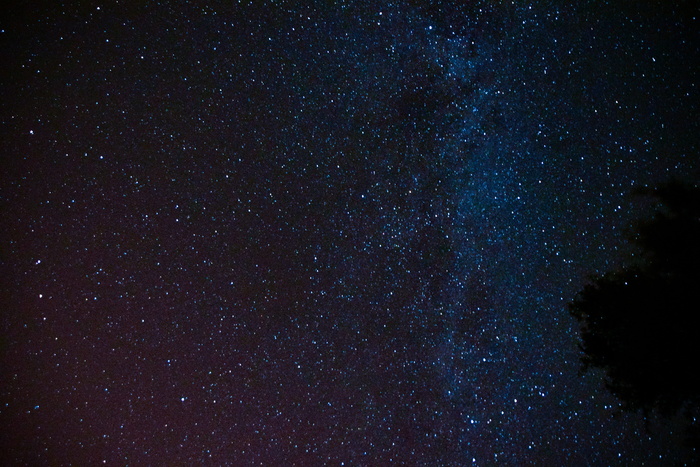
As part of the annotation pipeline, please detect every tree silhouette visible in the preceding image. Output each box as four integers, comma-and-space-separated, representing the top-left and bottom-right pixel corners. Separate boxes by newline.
569, 180, 700, 446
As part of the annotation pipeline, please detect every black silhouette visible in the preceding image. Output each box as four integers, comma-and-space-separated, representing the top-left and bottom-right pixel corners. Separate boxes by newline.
569, 180, 700, 448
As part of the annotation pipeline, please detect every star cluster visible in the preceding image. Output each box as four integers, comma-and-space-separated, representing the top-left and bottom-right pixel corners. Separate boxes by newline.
1, 1, 698, 465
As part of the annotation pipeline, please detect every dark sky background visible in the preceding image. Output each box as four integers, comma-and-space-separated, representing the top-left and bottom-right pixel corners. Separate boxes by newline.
1, 1, 698, 465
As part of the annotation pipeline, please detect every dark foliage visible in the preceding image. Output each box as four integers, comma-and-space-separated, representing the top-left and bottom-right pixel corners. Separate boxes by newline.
570, 181, 700, 427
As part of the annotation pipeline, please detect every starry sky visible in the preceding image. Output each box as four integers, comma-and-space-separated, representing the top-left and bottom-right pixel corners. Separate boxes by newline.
1, 1, 698, 465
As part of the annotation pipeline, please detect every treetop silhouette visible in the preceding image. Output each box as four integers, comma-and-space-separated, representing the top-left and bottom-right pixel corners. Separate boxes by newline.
570, 180, 700, 421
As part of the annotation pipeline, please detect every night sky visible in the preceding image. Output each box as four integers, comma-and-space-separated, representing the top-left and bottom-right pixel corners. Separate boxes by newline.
1, 1, 698, 465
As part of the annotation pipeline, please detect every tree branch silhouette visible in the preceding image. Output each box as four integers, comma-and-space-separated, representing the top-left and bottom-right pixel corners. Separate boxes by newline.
570, 180, 700, 450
